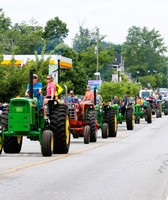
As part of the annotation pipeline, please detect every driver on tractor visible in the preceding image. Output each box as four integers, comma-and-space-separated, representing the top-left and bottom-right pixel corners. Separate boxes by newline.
80, 85, 94, 113
82, 85, 94, 103
68, 90, 78, 103
25, 73, 43, 109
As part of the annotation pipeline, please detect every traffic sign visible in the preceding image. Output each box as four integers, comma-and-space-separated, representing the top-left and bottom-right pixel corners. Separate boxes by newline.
56, 83, 64, 95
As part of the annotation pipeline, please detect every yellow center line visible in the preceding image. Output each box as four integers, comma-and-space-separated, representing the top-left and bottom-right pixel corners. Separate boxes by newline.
0, 131, 135, 178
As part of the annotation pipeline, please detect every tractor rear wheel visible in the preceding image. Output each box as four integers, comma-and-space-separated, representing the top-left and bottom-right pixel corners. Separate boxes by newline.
84, 125, 90, 144
87, 110, 97, 142
134, 116, 140, 124
1, 106, 23, 153
126, 108, 134, 130
102, 123, 109, 139
50, 104, 70, 154
165, 101, 168, 109
3, 136, 23, 153
105, 108, 117, 137
164, 109, 168, 115
41, 130, 53, 157
146, 105, 152, 123
0, 136, 2, 154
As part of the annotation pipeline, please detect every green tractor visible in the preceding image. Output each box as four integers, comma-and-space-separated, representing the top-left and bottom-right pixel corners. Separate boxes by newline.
134, 100, 152, 124
162, 100, 168, 115
111, 103, 134, 130
95, 103, 117, 138
0, 71, 70, 157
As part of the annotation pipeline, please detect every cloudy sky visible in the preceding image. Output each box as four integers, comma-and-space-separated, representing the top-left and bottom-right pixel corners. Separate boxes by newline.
1, 0, 168, 47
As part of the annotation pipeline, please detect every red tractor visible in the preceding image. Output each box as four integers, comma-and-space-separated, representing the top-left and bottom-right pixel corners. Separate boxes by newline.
68, 101, 98, 144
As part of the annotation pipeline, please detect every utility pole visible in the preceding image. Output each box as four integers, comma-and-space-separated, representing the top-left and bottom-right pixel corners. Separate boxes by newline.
94, 28, 99, 80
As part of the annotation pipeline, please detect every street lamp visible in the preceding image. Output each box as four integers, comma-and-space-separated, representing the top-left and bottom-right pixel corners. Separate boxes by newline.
94, 72, 102, 88
94, 72, 101, 80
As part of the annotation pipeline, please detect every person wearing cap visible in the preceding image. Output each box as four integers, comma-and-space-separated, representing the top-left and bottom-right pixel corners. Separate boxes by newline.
43, 75, 56, 119
25, 74, 43, 108
68, 90, 78, 103
25, 74, 42, 99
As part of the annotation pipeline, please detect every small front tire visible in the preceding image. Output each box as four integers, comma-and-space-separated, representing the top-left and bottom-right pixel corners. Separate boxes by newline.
41, 130, 54, 157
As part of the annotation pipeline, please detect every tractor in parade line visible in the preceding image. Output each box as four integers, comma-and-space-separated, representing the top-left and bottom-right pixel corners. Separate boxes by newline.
0, 70, 70, 157
134, 100, 152, 124
111, 103, 134, 130
94, 89, 118, 138
162, 100, 168, 115
67, 99, 98, 144
67, 87, 117, 142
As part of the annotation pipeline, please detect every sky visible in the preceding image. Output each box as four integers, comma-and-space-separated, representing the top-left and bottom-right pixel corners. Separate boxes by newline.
1, 0, 168, 47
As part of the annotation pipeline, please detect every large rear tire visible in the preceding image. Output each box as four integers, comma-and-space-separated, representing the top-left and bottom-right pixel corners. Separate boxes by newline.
164, 109, 168, 115
41, 130, 53, 157
3, 136, 23, 153
50, 104, 70, 154
126, 108, 134, 130
0, 136, 2, 154
87, 110, 97, 142
146, 105, 152, 123
105, 108, 117, 137
1, 106, 23, 153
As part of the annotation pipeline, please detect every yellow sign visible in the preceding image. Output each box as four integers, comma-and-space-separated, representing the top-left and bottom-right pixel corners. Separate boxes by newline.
56, 83, 64, 96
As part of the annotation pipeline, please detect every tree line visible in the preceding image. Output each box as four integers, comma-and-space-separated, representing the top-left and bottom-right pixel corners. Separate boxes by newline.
0, 9, 167, 102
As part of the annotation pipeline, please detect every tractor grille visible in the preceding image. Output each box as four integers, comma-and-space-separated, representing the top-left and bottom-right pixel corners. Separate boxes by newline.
68, 104, 76, 120
69, 108, 75, 119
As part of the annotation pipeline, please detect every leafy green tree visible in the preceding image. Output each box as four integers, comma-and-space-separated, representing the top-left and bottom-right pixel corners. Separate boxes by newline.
0, 9, 11, 31
0, 9, 12, 53
0, 65, 28, 102
13, 20, 44, 54
138, 75, 156, 89
99, 80, 141, 103
43, 17, 69, 52
122, 26, 167, 75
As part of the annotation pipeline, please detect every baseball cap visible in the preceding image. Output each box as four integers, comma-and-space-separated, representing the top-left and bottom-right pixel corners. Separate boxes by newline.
70, 90, 74, 94
33, 74, 38, 78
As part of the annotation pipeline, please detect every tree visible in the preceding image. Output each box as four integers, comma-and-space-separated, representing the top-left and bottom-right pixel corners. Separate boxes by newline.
122, 26, 167, 75
0, 9, 12, 53
13, 20, 44, 54
0, 9, 11, 31
43, 17, 69, 52
99, 80, 141, 103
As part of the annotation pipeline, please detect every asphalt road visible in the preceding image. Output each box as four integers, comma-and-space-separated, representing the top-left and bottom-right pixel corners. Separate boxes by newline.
0, 116, 168, 200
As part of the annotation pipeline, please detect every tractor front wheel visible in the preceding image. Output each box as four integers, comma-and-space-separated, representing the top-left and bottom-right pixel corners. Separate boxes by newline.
102, 123, 109, 139
84, 125, 90, 144
41, 130, 53, 157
